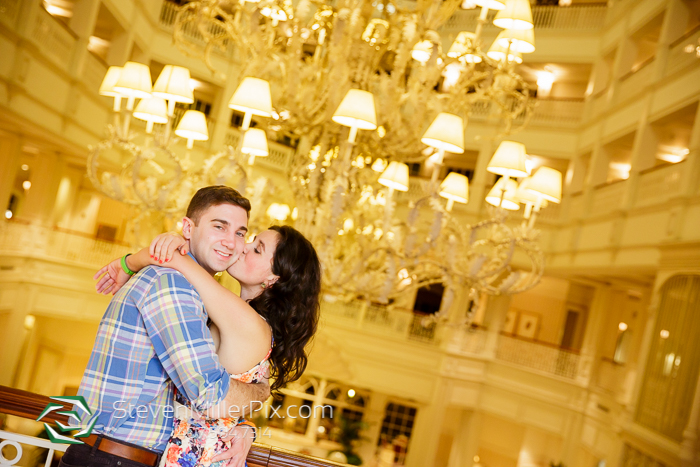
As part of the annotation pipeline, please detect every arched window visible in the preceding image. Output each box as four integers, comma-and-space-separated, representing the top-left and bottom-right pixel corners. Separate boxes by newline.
635, 275, 700, 441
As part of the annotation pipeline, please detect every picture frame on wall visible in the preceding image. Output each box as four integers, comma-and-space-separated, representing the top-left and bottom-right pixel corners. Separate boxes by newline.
516, 311, 540, 340
503, 310, 517, 334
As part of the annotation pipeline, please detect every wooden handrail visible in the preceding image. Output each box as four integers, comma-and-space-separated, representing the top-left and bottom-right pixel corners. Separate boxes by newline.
0, 386, 342, 467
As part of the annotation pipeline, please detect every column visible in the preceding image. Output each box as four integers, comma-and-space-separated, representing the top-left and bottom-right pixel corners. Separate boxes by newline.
483, 295, 511, 358
576, 285, 611, 387
652, 0, 691, 82
680, 371, 700, 466
0, 285, 34, 387
106, 29, 135, 66
304, 378, 327, 442
617, 94, 654, 215
447, 409, 481, 467
19, 151, 64, 224
579, 139, 607, 221
678, 102, 700, 198
405, 383, 450, 467
68, 0, 101, 76
0, 131, 21, 214
357, 393, 389, 464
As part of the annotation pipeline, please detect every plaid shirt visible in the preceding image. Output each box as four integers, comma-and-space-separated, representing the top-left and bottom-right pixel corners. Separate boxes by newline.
78, 261, 230, 452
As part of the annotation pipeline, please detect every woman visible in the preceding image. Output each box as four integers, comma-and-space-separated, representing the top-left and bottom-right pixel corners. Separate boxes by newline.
95, 226, 321, 467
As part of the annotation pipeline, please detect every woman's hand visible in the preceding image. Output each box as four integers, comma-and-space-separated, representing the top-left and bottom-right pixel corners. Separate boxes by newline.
94, 258, 131, 295
150, 232, 189, 263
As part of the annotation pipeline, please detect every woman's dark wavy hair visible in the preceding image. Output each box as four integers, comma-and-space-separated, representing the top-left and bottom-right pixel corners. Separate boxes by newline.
247, 225, 321, 392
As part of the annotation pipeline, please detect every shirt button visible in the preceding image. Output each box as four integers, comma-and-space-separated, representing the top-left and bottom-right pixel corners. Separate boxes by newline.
117, 462, 121, 466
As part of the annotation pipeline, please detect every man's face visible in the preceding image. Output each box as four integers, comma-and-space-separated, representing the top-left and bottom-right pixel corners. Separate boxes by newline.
182, 203, 248, 275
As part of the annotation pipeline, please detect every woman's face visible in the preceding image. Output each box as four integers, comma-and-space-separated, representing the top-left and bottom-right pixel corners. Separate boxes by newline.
227, 229, 281, 288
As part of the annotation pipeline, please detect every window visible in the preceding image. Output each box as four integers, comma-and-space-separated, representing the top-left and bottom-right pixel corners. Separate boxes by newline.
408, 163, 421, 176
378, 403, 417, 465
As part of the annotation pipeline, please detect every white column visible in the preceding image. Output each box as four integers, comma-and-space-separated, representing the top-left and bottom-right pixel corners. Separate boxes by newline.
652, 0, 691, 82
483, 295, 511, 358
0, 284, 34, 387
357, 393, 389, 464
447, 409, 481, 467
576, 285, 611, 387
679, 102, 700, 198
305, 378, 327, 442
405, 384, 449, 467
68, 0, 101, 76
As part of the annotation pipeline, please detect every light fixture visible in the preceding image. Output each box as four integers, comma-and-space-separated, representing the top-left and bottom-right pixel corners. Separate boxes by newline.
347, 389, 356, 398
378, 161, 410, 192
660, 330, 670, 339
448, 32, 482, 64
657, 147, 689, 163
618, 322, 628, 331
241, 128, 269, 165
487, 42, 523, 64
153, 65, 195, 117
493, 0, 534, 30
536, 69, 555, 97
412, 40, 434, 63
439, 172, 469, 211
487, 141, 529, 178
4, 210, 12, 219
21, 164, 29, 171
473, 0, 506, 9
332, 89, 378, 143
113, 61, 152, 100
495, 29, 536, 54
228, 77, 273, 129
485, 178, 520, 210
267, 203, 291, 221
421, 113, 465, 155
133, 97, 169, 133
175, 110, 209, 148
99, 66, 123, 111
515, 178, 547, 221
526, 167, 562, 203
22, 180, 31, 190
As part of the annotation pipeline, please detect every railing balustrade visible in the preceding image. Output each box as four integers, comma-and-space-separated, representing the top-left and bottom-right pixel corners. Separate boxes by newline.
28, 6, 77, 72
590, 180, 626, 216
666, 24, 700, 77
635, 161, 685, 208
614, 58, 655, 105
496, 335, 580, 379
0, 221, 131, 269
159, 1, 234, 56
531, 98, 585, 127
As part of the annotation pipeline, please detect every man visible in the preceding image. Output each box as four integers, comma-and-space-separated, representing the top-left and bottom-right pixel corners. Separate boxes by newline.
62, 186, 267, 467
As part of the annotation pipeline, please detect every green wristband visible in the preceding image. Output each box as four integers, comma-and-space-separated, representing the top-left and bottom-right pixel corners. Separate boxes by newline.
121, 254, 135, 276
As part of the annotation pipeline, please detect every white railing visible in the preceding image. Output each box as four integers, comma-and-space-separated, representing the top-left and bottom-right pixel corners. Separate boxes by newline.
441, 5, 606, 33
496, 335, 580, 379
635, 161, 685, 208
595, 358, 628, 395
666, 25, 700, 77
321, 298, 440, 344
159, 1, 234, 56
223, 128, 295, 172
0, 0, 21, 28
0, 430, 68, 467
530, 99, 585, 127
613, 58, 655, 105
0, 221, 131, 269
590, 180, 626, 216
83, 52, 108, 95
28, 6, 77, 72
397, 177, 431, 202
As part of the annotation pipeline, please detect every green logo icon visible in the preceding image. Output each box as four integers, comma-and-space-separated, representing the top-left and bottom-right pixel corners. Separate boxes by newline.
36, 396, 96, 444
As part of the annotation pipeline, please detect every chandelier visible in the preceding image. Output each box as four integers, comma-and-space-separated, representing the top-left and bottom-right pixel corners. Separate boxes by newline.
88, 0, 563, 324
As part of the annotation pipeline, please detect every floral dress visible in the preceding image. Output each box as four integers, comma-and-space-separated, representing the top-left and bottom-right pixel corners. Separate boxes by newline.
159, 346, 272, 467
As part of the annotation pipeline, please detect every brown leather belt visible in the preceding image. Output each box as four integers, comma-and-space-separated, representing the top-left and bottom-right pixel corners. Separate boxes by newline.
82, 434, 160, 466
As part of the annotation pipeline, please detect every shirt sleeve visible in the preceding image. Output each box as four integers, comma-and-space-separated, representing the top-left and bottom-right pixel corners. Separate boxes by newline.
140, 270, 230, 412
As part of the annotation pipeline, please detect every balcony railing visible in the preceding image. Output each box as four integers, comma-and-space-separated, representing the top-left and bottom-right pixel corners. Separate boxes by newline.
27, 6, 78, 73
666, 24, 700, 77
224, 128, 296, 172
635, 160, 686, 208
531, 98, 585, 127
321, 298, 440, 344
590, 180, 626, 216
614, 57, 655, 106
0, 386, 341, 467
496, 335, 580, 379
159, 1, 234, 56
0, 220, 131, 269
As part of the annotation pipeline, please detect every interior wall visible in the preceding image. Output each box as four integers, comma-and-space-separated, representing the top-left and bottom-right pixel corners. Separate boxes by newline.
508, 276, 570, 344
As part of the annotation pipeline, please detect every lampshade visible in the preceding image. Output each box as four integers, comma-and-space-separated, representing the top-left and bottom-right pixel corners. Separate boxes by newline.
474, 0, 506, 10
175, 110, 209, 141
332, 89, 377, 130
412, 40, 434, 63
378, 161, 409, 192
153, 65, 194, 104
515, 178, 548, 207
487, 42, 523, 63
526, 166, 562, 203
228, 77, 273, 117
99, 66, 123, 97
493, 0, 534, 30
113, 61, 152, 99
421, 113, 465, 154
495, 29, 536, 54
487, 141, 528, 177
241, 128, 269, 157
439, 172, 469, 204
133, 97, 168, 123
485, 178, 520, 210
447, 32, 482, 64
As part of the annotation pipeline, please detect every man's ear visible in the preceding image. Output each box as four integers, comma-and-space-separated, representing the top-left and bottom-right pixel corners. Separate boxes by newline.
181, 217, 195, 240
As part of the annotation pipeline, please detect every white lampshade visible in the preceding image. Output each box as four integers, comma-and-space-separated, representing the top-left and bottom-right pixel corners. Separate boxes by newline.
474, 0, 506, 9
421, 113, 465, 154
113, 61, 152, 99
515, 178, 548, 207
439, 172, 469, 204
332, 89, 378, 130
241, 128, 269, 157
485, 178, 520, 210
133, 97, 168, 123
487, 42, 523, 63
99, 66, 123, 97
228, 77, 273, 117
487, 141, 528, 177
526, 166, 562, 203
378, 161, 409, 192
493, 0, 534, 30
175, 110, 209, 141
412, 40, 434, 63
448, 32, 482, 64
153, 65, 194, 104
495, 29, 536, 54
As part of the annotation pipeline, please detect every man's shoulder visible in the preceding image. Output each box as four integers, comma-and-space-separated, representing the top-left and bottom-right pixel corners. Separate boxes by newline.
133, 266, 200, 298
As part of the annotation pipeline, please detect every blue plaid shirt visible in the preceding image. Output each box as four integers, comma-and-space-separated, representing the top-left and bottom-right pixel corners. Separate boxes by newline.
78, 260, 230, 452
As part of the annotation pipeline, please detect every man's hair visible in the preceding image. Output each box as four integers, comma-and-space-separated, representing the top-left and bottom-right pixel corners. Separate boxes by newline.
186, 186, 251, 225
